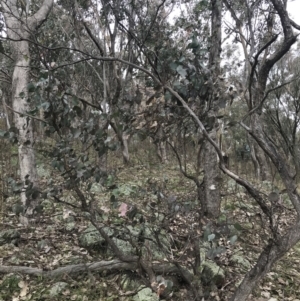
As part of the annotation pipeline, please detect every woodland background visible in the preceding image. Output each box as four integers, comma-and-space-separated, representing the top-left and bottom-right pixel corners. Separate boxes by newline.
1, 0, 300, 300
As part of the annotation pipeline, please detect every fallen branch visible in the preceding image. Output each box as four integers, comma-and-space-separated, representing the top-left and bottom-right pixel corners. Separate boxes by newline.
0, 259, 194, 282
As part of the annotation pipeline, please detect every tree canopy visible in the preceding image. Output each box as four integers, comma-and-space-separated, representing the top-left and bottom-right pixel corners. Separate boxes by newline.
1, 0, 300, 300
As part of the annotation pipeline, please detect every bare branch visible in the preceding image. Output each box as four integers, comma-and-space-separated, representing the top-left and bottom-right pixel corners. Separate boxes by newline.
289, 18, 300, 31
243, 76, 300, 119
248, 34, 279, 107
0, 259, 194, 282
6, 105, 48, 124
64, 92, 102, 111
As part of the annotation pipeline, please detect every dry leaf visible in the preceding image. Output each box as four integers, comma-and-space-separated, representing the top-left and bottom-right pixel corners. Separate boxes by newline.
19, 280, 28, 297
18, 281, 25, 288
63, 208, 75, 219
19, 215, 29, 227
118, 203, 128, 217
100, 206, 110, 213
261, 291, 270, 298
150, 121, 158, 128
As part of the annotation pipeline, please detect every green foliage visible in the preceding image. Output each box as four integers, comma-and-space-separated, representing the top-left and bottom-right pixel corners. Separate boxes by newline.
7, 177, 23, 193
0, 275, 21, 299
1, 0, 300, 299
0, 127, 18, 144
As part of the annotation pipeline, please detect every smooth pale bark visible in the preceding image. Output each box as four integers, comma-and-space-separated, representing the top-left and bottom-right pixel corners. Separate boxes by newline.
3, 0, 53, 205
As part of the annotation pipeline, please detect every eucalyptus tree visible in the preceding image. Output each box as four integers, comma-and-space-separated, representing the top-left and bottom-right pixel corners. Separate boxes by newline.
221, 0, 300, 300
201, 0, 222, 217
2, 0, 300, 300
223, 0, 273, 180
264, 47, 300, 178
1, 0, 53, 209
116, 0, 225, 217
55, 0, 162, 164
36, 0, 300, 299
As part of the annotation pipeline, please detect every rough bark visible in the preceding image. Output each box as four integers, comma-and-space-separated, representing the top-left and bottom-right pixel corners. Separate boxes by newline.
121, 132, 130, 164
231, 220, 300, 301
0, 259, 194, 281
1, 90, 12, 129
157, 141, 167, 163
253, 142, 270, 181
202, 0, 222, 217
158, 0, 299, 297
203, 130, 220, 217
230, 0, 299, 299
249, 136, 260, 178
3, 0, 54, 205
155, 126, 168, 163
83, 5, 299, 294
165, 74, 300, 301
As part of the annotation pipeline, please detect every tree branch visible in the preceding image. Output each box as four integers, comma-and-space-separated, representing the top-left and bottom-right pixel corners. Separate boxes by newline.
0, 259, 194, 281
6, 105, 48, 124
28, 0, 54, 31
289, 18, 300, 31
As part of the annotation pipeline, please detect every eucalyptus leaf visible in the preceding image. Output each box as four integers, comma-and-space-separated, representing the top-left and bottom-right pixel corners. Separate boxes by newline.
27, 82, 35, 92
176, 65, 187, 78
229, 235, 238, 245
208, 233, 216, 242
234, 223, 243, 231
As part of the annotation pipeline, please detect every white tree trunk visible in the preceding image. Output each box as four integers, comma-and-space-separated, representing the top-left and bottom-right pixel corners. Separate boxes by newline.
3, 0, 53, 205
13, 40, 38, 204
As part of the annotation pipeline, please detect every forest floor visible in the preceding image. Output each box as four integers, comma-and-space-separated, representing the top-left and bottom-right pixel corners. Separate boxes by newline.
0, 147, 300, 301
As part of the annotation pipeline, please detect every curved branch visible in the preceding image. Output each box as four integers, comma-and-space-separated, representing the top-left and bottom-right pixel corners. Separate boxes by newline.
289, 18, 300, 31
248, 34, 279, 107
28, 0, 53, 31
242, 76, 300, 120
167, 141, 201, 185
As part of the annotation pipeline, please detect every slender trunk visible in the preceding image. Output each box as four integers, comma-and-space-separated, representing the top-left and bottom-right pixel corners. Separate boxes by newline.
121, 133, 130, 164
156, 140, 167, 164
202, 0, 222, 217
11, 43, 38, 204
231, 220, 300, 301
160, 141, 167, 163
203, 129, 220, 217
1, 92, 12, 129
155, 126, 167, 164
248, 135, 260, 179
253, 143, 270, 181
